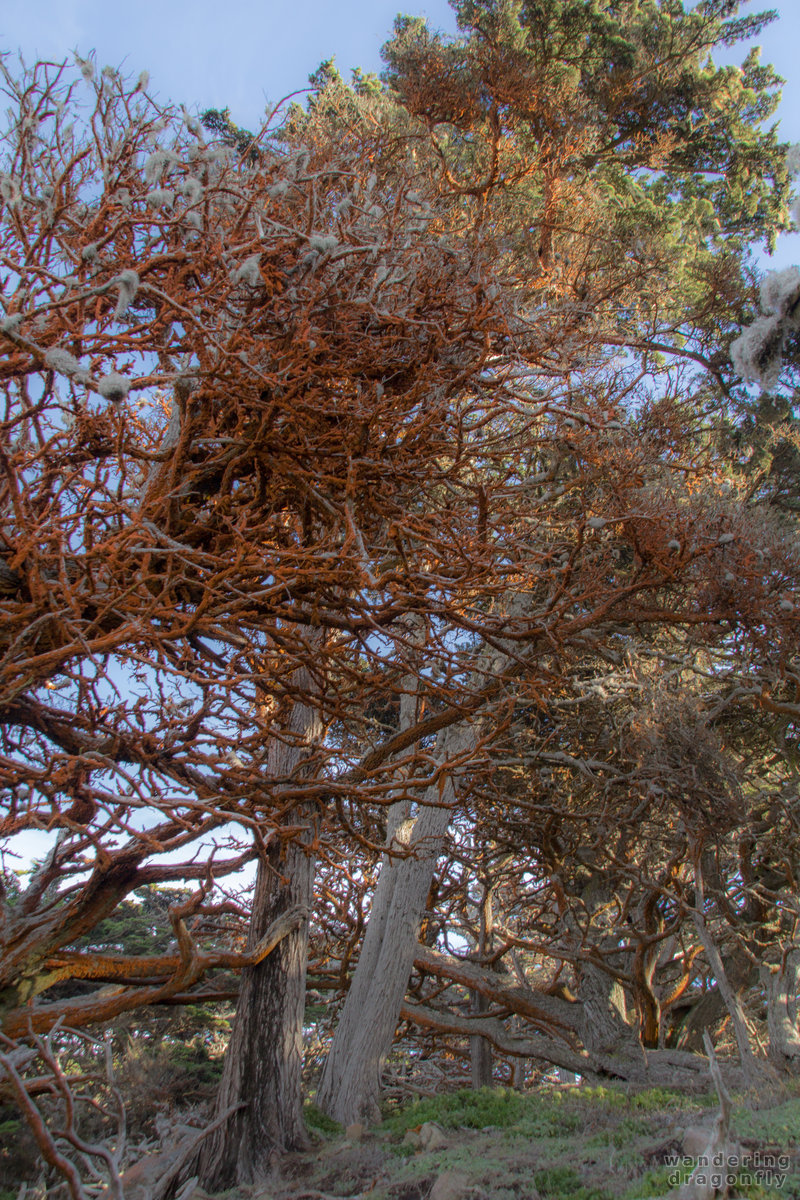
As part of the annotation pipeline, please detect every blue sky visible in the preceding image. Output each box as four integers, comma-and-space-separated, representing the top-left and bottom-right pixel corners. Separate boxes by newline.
2, 1, 458, 124
3, 2, 796, 132
1, 1, 798, 253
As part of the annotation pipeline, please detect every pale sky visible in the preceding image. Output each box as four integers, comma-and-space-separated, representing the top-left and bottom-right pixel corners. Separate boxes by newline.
3, 1, 797, 266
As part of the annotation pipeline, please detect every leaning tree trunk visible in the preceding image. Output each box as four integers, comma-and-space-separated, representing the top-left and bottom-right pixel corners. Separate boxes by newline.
198, 684, 320, 1189
316, 725, 470, 1126
691, 859, 761, 1088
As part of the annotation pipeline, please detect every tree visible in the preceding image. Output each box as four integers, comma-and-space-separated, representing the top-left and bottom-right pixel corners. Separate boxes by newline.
2, 0, 800, 1186
0, 45, 565, 1186
308, 0, 798, 1125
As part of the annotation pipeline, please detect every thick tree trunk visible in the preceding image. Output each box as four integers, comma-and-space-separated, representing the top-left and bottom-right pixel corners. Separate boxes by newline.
197, 687, 320, 1189
578, 962, 648, 1082
763, 950, 800, 1069
316, 726, 470, 1126
407, 944, 713, 1088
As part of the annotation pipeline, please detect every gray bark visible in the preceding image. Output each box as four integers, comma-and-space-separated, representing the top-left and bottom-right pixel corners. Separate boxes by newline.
198, 684, 320, 1188
691, 862, 760, 1086
470, 991, 493, 1089
577, 962, 648, 1082
470, 880, 496, 1089
763, 949, 800, 1069
316, 725, 471, 1126
408, 945, 713, 1087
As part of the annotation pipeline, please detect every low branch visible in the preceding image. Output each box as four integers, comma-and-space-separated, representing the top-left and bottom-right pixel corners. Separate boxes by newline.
1, 907, 306, 1037
413, 944, 578, 1034
400, 1001, 589, 1075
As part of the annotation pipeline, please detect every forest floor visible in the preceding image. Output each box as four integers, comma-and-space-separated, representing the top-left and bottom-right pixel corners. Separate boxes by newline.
189, 1081, 800, 1200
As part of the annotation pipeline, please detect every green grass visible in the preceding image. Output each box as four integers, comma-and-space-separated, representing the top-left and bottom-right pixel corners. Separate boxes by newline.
381, 1086, 527, 1134
303, 1101, 342, 1136
621, 1167, 675, 1198
629, 1086, 696, 1111
347, 1082, 800, 1200
733, 1096, 800, 1143
380, 1082, 660, 1139
533, 1166, 613, 1200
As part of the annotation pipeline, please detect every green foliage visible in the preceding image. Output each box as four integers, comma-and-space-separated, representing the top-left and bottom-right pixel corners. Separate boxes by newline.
533, 1165, 612, 1200
733, 1096, 800, 1143
382, 1086, 526, 1133
377, 0, 792, 373
581, 1083, 708, 1111
742, 1186, 790, 1200
75, 885, 192, 956
621, 1167, 675, 1199
383, 1082, 714, 1147
577, 1085, 630, 1109
605, 1115, 657, 1145
304, 1101, 342, 1136
200, 107, 260, 160
114, 1030, 227, 1131
629, 1086, 695, 1111
0, 1107, 38, 1194
385, 1140, 418, 1158
167, 1040, 225, 1086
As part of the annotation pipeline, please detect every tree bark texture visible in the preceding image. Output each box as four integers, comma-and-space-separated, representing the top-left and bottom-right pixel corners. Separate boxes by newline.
317, 725, 471, 1126
577, 961, 648, 1082
470, 990, 493, 1089
763, 950, 800, 1069
198, 684, 320, 1188
407, 944, 713, 1087
691, 860, 760, 1087
470, 879, 496, 1089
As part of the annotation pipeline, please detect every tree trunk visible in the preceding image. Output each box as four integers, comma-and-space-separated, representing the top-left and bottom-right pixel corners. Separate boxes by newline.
408, 944, 717, 1089
470, 991, 493, 1089
691, 861, 761, 1087
197, 685, 320, 1189
578, 962, 648, 1082
316, 725, 470, 1126
763, 950, 800, 1069
470, 880, 495, 1090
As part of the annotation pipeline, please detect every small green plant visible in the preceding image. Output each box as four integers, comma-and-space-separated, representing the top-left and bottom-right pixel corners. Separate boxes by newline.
382, 1086, 526, 1134
629, 1086, 689, 1111
514, 1102, 583, 1139
303, 1101, 342, 1136
606, 1115, 658, 1146
621, 1167, 675, 1198
733, 1178, 791, 1200
533, 1165, 612, 1200
386, 1140, 419, 1158
577, 1086, 629, 1109
734, 1096, 800, 1143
